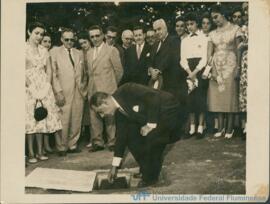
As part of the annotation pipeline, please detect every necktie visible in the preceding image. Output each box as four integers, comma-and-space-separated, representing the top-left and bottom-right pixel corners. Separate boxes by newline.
68, 49, 74, 67
93, 47, 99, 60
156, 41, 162, 53
137, 44, 142, 59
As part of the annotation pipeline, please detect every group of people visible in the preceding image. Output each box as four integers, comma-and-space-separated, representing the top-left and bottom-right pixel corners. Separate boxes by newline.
25, 3, 248, 186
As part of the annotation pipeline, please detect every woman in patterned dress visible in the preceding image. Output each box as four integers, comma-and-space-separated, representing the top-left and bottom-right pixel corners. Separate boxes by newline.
26, 22, 62, 163
236, 3, 248, 139
40, 32, 54, 154
207, 5, 241, 139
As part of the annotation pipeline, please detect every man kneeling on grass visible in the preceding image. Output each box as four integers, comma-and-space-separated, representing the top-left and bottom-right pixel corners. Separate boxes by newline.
90, 83, 186, 187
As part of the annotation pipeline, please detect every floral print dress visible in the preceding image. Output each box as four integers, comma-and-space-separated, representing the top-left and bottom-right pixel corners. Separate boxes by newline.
239, 25, 248, 112
207, 22, 240, 112
25, 43, 62, 134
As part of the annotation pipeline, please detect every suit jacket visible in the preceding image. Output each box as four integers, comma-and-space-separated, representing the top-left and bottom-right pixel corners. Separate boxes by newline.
86, 43, 123, 98
113, 83, 182, 157
149, 35, 188, 105
50, 45, 88, 99
121, 43, 151, 85
114, 44, 125, 68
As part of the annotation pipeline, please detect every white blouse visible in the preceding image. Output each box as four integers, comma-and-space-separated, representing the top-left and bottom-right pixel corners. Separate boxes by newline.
180, 30, 208, 71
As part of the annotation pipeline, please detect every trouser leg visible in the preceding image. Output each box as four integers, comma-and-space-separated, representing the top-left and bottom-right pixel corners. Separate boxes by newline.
68, 90, 84, 150
89, 108, 104, 147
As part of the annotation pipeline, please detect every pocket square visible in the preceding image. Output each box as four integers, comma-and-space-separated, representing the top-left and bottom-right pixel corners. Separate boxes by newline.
132, 105, 139, 112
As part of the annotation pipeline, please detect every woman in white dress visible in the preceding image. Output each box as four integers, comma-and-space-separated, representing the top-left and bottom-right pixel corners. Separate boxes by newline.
26, 22, 62, 163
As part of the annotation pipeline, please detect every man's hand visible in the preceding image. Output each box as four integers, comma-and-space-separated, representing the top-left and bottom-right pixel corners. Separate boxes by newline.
108, 166, 118, 184
140, 124, 154, 136
188, 72, 196, 81
55, 91, 66, 107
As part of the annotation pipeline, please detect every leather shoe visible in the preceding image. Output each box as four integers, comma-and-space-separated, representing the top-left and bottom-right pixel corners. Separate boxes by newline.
137, 180, 158, 188
182, 133, 193, 140
133, 172, 142, 179
58, 151, 67, 157
67, 148, 81, 154
89, 145, 104, 152
196, 133, 204, 140
108, 145, 115, 152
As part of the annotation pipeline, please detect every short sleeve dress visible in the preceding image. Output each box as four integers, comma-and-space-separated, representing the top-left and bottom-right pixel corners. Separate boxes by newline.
25, 43, 62, 134
237, 25, 248, 112
207, 23, 240, 113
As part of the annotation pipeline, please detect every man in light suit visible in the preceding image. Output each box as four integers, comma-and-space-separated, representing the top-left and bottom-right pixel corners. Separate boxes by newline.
51, 28, 88, 156
120, 26, 151, 85
89, 83, 185, 187
87, 25, 123, 152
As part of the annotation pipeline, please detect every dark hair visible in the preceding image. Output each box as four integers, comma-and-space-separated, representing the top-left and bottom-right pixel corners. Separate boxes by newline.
146, 28, 155, 33
90, 92, 109, 107
77, 31, 90, 41
175, 16, 186, 24
61, 27, 74, 37
184, 12, 199, 24
210, 4, 228, 19
106, 26, 118, 34
200, 13, 213, 29
133, 25, 145, 33
88, 25, 103, 34
28, 22, 45, 33
43, 32, 51, 38
232, 7, 243, 16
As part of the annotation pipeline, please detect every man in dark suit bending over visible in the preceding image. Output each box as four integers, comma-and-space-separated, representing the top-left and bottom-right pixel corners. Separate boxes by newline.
90, 83, 185, 187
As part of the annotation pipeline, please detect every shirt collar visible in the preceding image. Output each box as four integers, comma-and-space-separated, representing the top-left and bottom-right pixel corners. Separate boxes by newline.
161, 33, 168, 42
111, 96, 120, 109
189, 30, 202, 37
136, 42, 145, 49
64, 47, 73, 52
95, 42, 104, 50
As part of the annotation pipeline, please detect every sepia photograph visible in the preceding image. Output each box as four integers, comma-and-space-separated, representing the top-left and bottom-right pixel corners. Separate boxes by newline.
1, 0, 269, 203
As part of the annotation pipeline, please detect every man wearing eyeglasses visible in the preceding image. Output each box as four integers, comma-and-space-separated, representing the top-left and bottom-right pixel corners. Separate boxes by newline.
50, 28, 88, 156
87, 25, 123, 152
105, 26, 125, 68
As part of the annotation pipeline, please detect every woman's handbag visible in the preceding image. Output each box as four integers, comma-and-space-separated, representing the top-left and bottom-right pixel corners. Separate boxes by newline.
34, 99, 48, 121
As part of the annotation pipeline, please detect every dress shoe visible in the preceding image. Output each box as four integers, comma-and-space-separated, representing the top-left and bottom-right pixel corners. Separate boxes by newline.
133, 172, 142, 179
89, 145, 104, 152
225, 130, 234, 139
28, 157, 38, 164
137, 180, 158, 188
58, 151, 67, 157
214, 128, 225, 138
67, 148, 81, 154
86, 143, 92, 148
36, 154, 49, 161
182, 133, 193, 140
108, 145, 115, 152
196, 132, 204, 140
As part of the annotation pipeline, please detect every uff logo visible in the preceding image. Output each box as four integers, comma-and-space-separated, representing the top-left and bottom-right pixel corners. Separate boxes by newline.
131, 191, 151, 201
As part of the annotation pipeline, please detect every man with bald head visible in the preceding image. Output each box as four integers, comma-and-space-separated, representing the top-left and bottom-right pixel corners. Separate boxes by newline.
148, 18, 188, 121
121, 29, 134, 50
